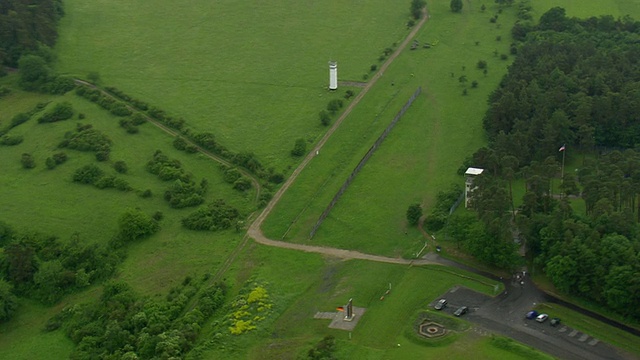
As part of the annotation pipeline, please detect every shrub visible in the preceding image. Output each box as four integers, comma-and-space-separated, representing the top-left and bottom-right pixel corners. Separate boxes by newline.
113, 161, 128, 174
291, 138, 306, 157
223, 168, 241, 183
370, 64, 377, 72
109, 103, 132, 117
21, 153, 35, 169
45, 157, 56, 169
0, 135, 24, 146
53, 152, 68, 164
319, 110, 331, 126
327, 99, 344, 115
181, 200, 241, 231
406, 203, 422, 226
38, 102, 74, 123
477, 60, 487, 69
72, 164, 104, 184
173, 137, 188, 151
10, 113, 30, 128
233, 177, 252, 191
344, 90, 355, 99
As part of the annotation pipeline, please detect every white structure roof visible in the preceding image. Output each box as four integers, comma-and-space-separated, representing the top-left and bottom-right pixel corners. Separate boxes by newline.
465, 167, 484, 176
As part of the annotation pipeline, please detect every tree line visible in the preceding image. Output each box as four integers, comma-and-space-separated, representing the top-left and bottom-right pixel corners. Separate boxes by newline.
0, 0, 64, 67
452, 8, 640, 319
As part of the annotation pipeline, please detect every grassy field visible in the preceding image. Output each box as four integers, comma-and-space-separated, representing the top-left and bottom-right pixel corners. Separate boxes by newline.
55, 0, 413, 173
262, 1, 517, 256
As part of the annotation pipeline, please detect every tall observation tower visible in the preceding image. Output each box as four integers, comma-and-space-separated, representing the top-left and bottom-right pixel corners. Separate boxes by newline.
329, 61, 338, 90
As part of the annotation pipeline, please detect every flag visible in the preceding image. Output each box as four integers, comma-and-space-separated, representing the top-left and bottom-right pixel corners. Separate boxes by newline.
336, 307, 344, 312
558, 145, 566, 152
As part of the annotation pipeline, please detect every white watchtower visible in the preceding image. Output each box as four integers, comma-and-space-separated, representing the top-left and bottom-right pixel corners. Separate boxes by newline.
465, 167, 484, 208
329, 61, 338, 90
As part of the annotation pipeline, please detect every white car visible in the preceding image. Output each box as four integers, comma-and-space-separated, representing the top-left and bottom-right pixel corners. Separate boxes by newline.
536, 314, 549, 323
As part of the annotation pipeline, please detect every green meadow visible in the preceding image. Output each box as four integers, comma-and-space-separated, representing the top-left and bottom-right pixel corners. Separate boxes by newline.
2, 0, 640, 359
55, 0, 412, 173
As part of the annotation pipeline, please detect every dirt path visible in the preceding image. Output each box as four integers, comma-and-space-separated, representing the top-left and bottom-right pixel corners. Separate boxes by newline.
246, 9, 431, 261
73, 79, 262, 203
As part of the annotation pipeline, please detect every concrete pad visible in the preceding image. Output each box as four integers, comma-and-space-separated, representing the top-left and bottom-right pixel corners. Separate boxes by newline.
568, 330, 578, 337
579, 333, 589, 342
588, 339, 599, 346
314, 307, 367, 331
559, 326, 568, 333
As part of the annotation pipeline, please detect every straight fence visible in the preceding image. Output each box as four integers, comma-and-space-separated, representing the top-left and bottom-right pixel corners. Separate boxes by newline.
309, 87, 422, 238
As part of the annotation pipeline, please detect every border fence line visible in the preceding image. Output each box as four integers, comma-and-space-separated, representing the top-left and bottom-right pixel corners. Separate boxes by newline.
309, 87, 422, 238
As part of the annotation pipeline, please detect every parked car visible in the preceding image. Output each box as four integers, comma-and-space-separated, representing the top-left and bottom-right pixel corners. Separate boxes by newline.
454, 306, 468, 317
550, 317, 561, 327
525, 310, 538, 319
434, 299, 447, 310
536, 314, 549, 323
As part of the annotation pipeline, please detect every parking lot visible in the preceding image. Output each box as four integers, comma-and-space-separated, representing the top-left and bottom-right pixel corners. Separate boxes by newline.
429, 285, 635, 360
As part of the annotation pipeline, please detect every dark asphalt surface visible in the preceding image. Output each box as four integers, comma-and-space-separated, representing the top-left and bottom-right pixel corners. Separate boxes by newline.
424, 253, 639, 360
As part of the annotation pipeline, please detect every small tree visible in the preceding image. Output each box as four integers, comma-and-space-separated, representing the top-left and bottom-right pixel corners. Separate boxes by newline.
410, 0, 426, 19
406, 203, 423, 226
450, 0, 463, 13
291, 138, 306, 157
117, 208, 159, 243
319, 110, 331, 126
471, 80, 479, 88
458, 75, 468, 85
477, 60, 487, 69
45, 157, 56, 169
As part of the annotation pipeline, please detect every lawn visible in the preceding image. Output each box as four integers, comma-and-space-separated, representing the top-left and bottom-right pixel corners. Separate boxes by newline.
55, 0, 413, 173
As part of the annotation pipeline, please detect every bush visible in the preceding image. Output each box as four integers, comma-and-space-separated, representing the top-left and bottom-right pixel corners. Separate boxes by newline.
344, 90, 355, 99
53, 152, 68, 164
233, 177, 252, 191
117, 208, 160, 243
21, 153, 35, 169
291, 138, 306, 157
181, 200, 240, 231
477, 60, 487, 69
370, 64, 377, 72
319, 110, 331, 126
327, 99, 344, 115
173, 137, 188, 151
38, 102, 74, 123
0, 135, 24, 146
223, 168, 241, 183
72, 164, 104, 184
46, 157, 56, 169
114, 161, 128, 174
406, 203, 422, 226
10, 113, 30, 128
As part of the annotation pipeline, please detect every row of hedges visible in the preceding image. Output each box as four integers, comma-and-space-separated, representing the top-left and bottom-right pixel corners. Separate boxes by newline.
75, 86, 132, 117
0, 101, 49, 136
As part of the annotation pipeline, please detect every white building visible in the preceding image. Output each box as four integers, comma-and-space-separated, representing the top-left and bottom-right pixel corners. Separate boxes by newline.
464, 167, 484, 208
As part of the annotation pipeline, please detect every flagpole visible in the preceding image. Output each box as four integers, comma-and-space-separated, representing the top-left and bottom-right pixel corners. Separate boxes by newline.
561, 148, 565, 184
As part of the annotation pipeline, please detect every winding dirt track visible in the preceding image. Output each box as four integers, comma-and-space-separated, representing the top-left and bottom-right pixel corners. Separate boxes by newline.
245, 9, 431, 263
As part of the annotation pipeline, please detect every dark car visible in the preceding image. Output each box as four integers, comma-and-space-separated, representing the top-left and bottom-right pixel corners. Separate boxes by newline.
525, 310, 538, 319
550, 317, 561, 327
434, 299, 447, 310
454, 306, 468, 317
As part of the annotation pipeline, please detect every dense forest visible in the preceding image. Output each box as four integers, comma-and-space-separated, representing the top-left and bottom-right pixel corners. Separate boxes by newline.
0, 0, 64, 67
455, 8, 640, 319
